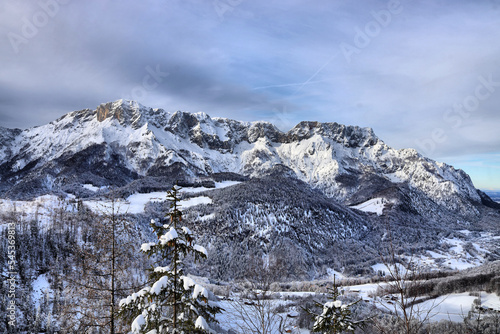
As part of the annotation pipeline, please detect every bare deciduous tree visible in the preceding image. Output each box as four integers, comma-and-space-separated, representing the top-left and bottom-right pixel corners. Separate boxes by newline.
226, 253, 293, 334
374, 227, 442, 334
60, 196, 142, 333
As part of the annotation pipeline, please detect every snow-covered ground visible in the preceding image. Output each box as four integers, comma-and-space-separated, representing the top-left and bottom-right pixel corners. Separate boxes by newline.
415, 232, 497, 271
326, 268, 346, 280
32, 274, 52, 309
213, 280, 500, 333
371, 263, 408, 276
216, 297, 302, 334
367, 230, 499, 273
180, 181, 241, 193
342, 282, 500, 323
82, 184, 107, 192
350, 197, 392, 216
0, 194, 77, 225
209, 279, 500, 334
0, 181, 240, 220
415, 292, 500, 322
179, 196, 212, 209
83, 181, 240, 214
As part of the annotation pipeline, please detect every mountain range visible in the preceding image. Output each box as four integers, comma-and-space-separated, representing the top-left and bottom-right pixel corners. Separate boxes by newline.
1, 100, 499, 278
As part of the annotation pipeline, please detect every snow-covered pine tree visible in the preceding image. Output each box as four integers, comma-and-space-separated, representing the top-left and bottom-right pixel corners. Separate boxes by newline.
119, 184, 222, 333
307, 276, 361, 334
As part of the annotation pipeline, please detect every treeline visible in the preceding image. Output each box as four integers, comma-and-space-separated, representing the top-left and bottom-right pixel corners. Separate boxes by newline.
388, 261, 500, 299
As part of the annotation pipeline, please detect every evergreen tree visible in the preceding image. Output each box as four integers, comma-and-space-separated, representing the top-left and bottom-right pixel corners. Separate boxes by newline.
307, 276, 362, 334
120, 185, 222, 333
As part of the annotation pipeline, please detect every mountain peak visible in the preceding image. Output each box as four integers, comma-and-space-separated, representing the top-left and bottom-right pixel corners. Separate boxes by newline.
288, 121, 379, 148
95, 100, 146, 127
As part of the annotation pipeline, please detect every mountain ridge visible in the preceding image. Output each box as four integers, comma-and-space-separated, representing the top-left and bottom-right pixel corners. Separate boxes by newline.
0, 100, 484, 212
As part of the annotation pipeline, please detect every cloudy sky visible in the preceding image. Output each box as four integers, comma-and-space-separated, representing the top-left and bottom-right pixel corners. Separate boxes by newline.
1, 0, 499, 190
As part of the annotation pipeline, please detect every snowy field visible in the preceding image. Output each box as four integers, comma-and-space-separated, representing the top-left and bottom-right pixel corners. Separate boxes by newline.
346, 282, 500, 322
217, 299, 301, 334
417, 234, 495, 271
0, 194, 77, 226
341, 282, 500, 323
32, 274, 52, 309
83, 181, 240, 214
0, 181, 240, 223
416, 292, 500, 322
0, 181, 237, 217
350, 197, 392, 216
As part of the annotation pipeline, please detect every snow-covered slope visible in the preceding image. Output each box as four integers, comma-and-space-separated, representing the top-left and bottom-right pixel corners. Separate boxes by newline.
0, 100, 484, 218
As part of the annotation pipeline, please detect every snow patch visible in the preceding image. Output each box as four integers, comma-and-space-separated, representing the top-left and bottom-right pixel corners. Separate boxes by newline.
198, 213, 215, 221
427, 250, 446, 259
179, 181, 241, 194
371, 263, 408, 276
84, 192, 168, 214
194, 244, 208, 256
384, 173, 402, 183
417, 293, 480, 322
32, 274, 51, 308
195, 316, 213, 332
350, 198, 391, 216
83, 184, 100, 192
326, 268, 345, 280
180, 196, 212, 208
126, 192, 170, 214
444, 258, 477, 270
0, 195, 77, 225
160, 227, 178, 245
215, 180, 241, 188
131, 314, 146, 333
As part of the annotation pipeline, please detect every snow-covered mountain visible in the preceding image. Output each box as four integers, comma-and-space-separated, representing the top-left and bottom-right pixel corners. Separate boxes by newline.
1, 100, 499, 277
0, 100, 482, 210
